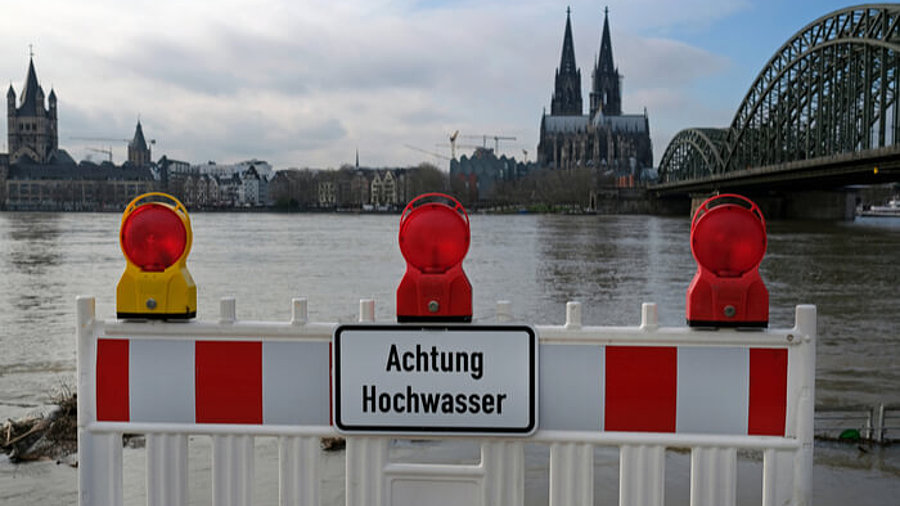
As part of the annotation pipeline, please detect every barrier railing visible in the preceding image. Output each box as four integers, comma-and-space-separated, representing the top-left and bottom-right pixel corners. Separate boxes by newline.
815, 403, 900, 443
77, 297, 816, 506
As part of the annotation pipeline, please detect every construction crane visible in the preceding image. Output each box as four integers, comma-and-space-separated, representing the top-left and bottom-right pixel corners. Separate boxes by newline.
460, 134, 517, 152
404, 144, 452, 161
72, 135, 157, 164
435, 141, 481, 159
71, 136, 157, 145
86, 147, 113, 163
449, 130, 459, 160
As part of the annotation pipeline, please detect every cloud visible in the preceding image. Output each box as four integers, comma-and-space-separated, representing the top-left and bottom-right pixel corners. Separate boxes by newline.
2, 0, 752, 168
610, 0, 751, 33
616, 35, 731, 88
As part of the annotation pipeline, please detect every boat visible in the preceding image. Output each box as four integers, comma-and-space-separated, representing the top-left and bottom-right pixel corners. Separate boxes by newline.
859, 198, 900, 217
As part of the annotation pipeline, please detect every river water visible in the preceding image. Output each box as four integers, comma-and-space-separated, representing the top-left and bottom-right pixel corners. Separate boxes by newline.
1, 212, 899, 504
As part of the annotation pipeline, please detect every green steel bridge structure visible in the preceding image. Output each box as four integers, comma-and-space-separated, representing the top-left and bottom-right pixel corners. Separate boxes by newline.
655, 4, 900, 201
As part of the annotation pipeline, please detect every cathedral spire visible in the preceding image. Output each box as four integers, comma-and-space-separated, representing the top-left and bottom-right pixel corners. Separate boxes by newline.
598, 7, 615, 74
550, 7, 583, 116
128, 119, 151, 167
559, 7, 577, 76
19, 56, 43, 114
591, 6, 622, 116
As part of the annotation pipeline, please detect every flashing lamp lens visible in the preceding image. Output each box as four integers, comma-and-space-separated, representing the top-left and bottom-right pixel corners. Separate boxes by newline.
400, 202, 469, 273
692, 204, 766, 277
121, 203, 187, 272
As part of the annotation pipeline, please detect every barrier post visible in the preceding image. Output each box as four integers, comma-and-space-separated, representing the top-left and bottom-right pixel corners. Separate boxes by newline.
77, 296, 124, 506
792, 305, 817, 505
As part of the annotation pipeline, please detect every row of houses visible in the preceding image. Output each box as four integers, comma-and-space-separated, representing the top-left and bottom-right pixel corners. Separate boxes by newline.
270, 164, 446, 211
0, 156, 444, 212
161, 158, 270, 209
0, 154, 274, 211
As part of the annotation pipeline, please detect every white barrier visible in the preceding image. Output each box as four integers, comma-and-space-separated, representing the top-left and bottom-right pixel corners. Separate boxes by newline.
77, 297, 816, 506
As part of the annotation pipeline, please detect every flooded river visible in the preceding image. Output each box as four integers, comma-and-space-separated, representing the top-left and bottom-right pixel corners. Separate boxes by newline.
1, 212, 899, 503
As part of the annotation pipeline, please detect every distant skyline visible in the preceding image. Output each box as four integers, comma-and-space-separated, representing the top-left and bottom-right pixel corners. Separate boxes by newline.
2, 0, 858, 169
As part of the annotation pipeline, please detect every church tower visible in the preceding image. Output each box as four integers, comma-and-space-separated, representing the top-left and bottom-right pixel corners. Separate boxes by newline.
550, 7, 583, 116
590, 8, 622, 117
7, 56, 58, 163
128, 120, 152, 167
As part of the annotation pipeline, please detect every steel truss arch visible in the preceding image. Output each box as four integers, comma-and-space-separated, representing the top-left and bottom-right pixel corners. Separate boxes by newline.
660, 5, 900, 185
658, 128, 728, 183
724, 4, 900, 172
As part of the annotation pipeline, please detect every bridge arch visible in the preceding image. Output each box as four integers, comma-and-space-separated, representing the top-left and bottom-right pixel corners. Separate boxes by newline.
660, 5, 900, 184
657, 128, 727, 183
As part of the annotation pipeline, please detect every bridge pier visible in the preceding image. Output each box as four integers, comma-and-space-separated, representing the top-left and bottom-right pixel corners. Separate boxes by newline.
690, 189, 857, 221
781, 190, 857, 220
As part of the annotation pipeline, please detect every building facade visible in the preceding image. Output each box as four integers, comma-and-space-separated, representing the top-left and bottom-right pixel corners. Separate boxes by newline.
449, 147, 531, 203
537, 9, 652, 177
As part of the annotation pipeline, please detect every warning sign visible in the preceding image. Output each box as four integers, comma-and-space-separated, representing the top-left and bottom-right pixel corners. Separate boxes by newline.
333, 325, 537, 435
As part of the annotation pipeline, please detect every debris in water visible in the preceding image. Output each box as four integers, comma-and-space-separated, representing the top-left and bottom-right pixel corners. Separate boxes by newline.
1, 388, 77, 465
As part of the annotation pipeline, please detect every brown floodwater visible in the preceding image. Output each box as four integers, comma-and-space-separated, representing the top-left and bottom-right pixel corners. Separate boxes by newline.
1, 212, 898, 503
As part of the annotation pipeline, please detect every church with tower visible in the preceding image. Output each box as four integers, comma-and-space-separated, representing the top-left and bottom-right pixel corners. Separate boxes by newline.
537, 8, 653, 177
1, 55, 155, 210
7, 56, 60, 164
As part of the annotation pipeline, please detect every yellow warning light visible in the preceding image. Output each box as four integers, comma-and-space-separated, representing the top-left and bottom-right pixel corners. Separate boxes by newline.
874, 167, 879, 174
116, 192, 196, 319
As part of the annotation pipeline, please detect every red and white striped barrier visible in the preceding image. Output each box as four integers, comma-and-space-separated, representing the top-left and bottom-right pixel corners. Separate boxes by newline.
95, 339, 330, 426
94, 338, 788, 437
77, 297, 816, 506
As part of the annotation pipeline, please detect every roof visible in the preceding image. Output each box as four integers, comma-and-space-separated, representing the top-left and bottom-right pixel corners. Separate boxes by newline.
48, 149, 76, 165
594, 113, 649, 133
542, 114, 590, 133
130, 121, 148, 151
9, 160, 154, 181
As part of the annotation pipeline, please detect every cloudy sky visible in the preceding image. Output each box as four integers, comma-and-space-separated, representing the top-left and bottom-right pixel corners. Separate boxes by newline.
2, 0, 855, 170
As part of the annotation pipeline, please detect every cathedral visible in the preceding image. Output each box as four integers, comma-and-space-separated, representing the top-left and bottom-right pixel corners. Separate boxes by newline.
537, 8, 653, 176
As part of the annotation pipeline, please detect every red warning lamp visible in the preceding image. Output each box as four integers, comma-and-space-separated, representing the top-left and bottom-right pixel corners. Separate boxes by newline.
117, 192, 196, 319
121, 204, 187, 272
397, 193, 472, 322
686, 194, 768, 327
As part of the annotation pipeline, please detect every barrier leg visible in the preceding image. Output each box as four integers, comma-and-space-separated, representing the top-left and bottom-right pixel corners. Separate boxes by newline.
346, 437, 387, 506
762, 448, 793, 506
690, 447, 736, 506
147, 433, 188, 506
278, 436, 320, 506
212, 434, 254, 506
78, 431, 124, 506
482, 441, 524, 506
549, 442, 593, 506
619, 444, 665, 506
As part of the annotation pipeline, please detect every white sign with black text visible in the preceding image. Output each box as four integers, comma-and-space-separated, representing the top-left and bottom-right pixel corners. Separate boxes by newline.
333, 325, 537, 435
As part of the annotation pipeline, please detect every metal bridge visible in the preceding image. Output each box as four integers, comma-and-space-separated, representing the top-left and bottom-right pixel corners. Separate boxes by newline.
656, 4, 900, 196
